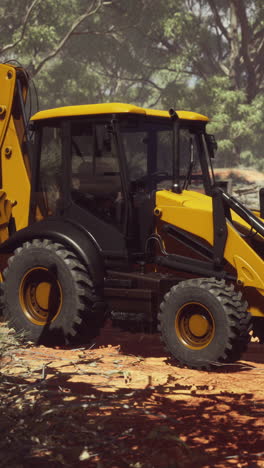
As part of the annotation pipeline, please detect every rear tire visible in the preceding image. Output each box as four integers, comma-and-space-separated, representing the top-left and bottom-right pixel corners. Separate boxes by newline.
2, 239, 106, 345
158, 277, 252, 369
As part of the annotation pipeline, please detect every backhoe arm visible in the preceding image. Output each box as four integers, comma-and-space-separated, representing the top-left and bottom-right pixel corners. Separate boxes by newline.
0, 63, 31, 232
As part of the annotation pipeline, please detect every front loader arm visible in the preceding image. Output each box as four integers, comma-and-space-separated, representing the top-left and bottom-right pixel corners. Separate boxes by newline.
155, 189, 264, 295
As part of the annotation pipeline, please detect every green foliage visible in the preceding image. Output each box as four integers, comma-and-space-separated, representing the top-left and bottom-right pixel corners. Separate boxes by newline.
205, 77, 264, 168
0, 0, 263, 170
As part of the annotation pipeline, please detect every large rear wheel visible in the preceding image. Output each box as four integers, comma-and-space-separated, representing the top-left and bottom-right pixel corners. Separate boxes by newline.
2, 239, 106, 345
158, 278, 252, 369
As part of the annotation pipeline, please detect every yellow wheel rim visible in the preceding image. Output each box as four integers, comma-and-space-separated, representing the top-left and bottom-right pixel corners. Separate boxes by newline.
19, 267, 62, 325
175, 302, 215, 350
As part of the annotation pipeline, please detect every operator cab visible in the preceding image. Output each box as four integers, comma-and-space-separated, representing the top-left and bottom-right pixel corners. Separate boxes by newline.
30, 104, 215, 259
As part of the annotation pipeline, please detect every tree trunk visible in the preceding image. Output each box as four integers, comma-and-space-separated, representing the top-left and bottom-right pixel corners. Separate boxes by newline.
229, 2, 240, 90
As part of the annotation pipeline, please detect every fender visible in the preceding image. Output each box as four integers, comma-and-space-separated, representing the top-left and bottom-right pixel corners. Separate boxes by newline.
0, 217, 105, 289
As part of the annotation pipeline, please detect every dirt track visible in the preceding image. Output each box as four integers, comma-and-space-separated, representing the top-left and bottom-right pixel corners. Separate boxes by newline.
1, 321, 264, 468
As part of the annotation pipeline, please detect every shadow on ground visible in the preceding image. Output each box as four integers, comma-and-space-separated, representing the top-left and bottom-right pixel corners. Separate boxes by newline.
1, 365, 263, 468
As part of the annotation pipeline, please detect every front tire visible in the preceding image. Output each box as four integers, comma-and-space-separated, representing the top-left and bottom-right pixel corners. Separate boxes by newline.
158, 278, 252, 369
2, 239, 105, 345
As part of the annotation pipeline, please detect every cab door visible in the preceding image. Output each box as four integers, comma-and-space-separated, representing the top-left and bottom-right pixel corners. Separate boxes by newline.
65, 119, 128, 258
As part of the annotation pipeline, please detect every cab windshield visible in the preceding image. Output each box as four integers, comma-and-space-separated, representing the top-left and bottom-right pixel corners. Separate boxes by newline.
119, 118, 214, 193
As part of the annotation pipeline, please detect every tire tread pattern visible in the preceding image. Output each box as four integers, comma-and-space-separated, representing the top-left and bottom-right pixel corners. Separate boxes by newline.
158, 277, 252, 369
2, 239, 106, 345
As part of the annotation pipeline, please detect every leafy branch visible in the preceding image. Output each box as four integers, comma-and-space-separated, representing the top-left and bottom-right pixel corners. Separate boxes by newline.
0, 0, 40, 55
32, 0, 104, 76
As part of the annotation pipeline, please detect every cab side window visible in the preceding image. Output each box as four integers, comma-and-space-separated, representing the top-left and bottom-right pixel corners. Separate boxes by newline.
39, 124, 62, 215
71, 122, 122, 223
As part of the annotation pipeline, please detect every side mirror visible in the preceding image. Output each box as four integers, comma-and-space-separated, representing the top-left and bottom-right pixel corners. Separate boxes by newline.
259, 188, 264, 218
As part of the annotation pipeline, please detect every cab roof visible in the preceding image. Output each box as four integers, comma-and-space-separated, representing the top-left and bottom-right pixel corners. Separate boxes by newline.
31, 103, 209, 122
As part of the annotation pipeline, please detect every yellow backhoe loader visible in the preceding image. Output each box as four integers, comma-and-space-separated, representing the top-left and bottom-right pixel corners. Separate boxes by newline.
0, 62, 263, 369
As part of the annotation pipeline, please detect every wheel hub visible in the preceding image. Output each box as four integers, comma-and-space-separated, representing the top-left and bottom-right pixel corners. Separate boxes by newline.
188, 314, 210, 337
20, 267, 62, 325
175, 302, 215, 350
35, 282, 52, 310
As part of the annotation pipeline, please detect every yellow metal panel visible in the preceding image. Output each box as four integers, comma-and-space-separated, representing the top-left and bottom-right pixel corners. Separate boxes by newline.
32, 103, 146, 120
1, 116, 30, 230
224, 222, 264, 293
248, 305, 263, 317
145, 108, 208, 121
31, 103, 209, 122
0, 64, 16, 149
0, 190, 12, 243
156, 189, 214, 243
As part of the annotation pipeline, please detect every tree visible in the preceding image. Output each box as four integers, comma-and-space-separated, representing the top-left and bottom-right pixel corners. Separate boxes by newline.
0, 0, 263, 168
109, 0, 264, 167
0, 0, 107, 76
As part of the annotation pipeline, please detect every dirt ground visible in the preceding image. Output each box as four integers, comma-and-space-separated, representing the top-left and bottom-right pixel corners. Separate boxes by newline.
0, 320, 264, 468
213, 167, 264, 183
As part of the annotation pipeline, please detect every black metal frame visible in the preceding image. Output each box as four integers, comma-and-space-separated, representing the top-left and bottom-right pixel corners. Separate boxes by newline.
220, 188, 264, 237
151, 221, 234, 281
169, 108, 181, 194
161, 224, 214, 260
